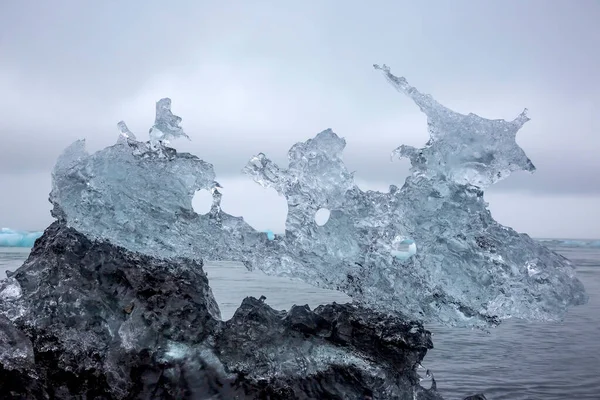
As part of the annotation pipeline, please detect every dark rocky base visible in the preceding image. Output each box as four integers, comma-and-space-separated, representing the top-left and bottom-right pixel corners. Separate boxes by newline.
0, 223, 481, 399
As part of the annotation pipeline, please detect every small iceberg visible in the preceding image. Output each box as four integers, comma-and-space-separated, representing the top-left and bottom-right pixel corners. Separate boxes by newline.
0, 228, 43, 247
537, 238, 600, 249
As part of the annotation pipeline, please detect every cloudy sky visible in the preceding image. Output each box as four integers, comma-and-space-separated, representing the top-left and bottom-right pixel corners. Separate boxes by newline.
1, 1, 598, 238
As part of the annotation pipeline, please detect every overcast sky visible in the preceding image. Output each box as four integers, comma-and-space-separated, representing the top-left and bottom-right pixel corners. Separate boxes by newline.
1, 0, 599, 238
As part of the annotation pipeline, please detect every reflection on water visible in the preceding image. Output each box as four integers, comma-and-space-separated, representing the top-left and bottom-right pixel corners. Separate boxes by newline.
1, 246, 598, 400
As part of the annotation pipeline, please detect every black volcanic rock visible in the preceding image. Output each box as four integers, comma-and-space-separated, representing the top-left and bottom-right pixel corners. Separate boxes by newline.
1, 222, 224, 399
0, 222, 479, 399
219, 299, 440, 399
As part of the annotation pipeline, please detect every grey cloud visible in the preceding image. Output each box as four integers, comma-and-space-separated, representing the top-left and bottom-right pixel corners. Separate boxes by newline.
1, 0, 599, 236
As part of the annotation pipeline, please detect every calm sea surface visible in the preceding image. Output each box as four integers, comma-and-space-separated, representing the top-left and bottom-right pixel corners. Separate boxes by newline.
1, 244, 598, 400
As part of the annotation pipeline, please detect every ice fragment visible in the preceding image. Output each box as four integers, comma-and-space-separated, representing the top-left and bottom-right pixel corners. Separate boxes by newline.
48, 68, 586, 328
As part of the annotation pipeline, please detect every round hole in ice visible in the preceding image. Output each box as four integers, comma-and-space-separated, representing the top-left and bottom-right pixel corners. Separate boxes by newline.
314, 208, 331, 226
192, 189, 212, 215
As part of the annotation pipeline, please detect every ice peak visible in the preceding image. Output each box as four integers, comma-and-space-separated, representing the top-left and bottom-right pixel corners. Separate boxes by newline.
117, 121, 136, 141
375, 64, 535, 188
149, 98, 190, 145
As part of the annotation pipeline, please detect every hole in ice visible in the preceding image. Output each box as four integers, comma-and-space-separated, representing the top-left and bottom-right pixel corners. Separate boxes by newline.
203, 261, 351, 321
391, 236, 417, 260
218, 178, 287, 233
314, 208, 330, 226
192, 189, 212, 215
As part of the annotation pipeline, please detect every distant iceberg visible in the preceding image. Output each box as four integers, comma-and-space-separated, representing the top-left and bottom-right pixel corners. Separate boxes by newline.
0, 228, 42, 247
538, 238, 600, 248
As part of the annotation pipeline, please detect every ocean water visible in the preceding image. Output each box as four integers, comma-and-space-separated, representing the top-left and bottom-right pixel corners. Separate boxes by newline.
1, 244, 598, 400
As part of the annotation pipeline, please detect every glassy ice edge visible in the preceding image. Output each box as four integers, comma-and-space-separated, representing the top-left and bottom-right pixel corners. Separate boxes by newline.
47, 66, 586, 329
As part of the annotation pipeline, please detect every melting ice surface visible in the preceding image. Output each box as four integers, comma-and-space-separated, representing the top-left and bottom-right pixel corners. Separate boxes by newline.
49, 66, 586, 328
0, 228, 42, 248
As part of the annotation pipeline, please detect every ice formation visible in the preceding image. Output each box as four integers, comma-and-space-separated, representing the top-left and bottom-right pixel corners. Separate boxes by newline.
0, 229, 42, 248
374, 65, 535, 188
49, 68, 586, 328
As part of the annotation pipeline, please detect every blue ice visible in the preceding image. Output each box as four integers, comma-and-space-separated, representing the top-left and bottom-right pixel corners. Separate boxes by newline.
537, 238, 600, 248
0, 228, 42, 247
